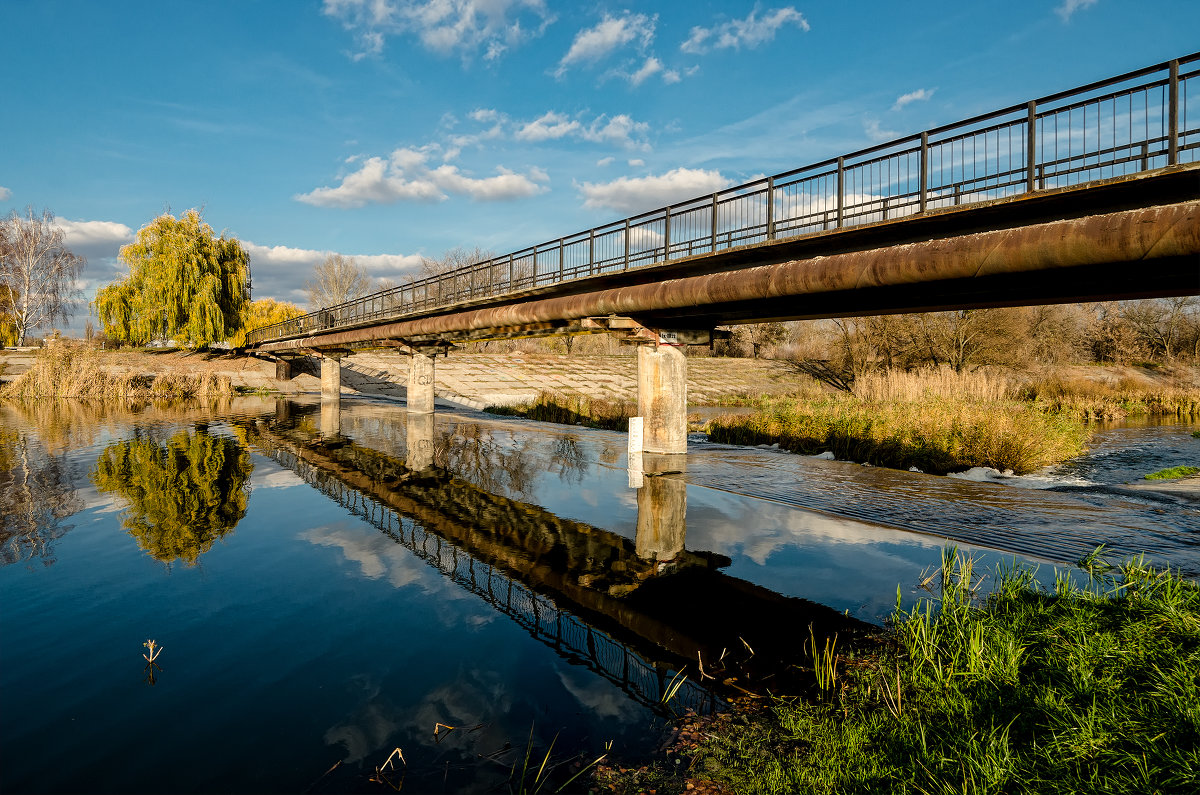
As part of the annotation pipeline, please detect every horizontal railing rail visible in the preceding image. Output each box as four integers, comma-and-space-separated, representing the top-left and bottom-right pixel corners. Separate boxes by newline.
248, 53, 1199, 346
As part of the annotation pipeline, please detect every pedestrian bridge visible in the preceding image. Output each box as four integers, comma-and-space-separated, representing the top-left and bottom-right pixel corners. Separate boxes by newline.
249, 54, 1200, 453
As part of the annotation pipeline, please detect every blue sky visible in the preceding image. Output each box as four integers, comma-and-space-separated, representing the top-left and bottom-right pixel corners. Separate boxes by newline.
2, 0, 1198, 326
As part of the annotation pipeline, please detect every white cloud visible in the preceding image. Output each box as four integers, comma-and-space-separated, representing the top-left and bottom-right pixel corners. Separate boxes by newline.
892, 87, 935, 112
294, 146, 548, 208
628, 56, 662, 86
627, 158, 644, 167
595, 156, 615, 167
513, 111, 650, 149
555, 12, 655, 76
514, 111, 582, 142
681, 7, 809, 54
863, 118, 897, 142
577, 167, 732, 214
1056, 0, 1098, 22
54, 219, 135, 263
323, 0, 552, 62
0, 186, 11, 201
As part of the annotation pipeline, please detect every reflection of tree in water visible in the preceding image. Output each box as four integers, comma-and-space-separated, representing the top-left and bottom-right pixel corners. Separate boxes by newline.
550, 436, 588, 485
437, 423, 540, 499
0, 426, 85, 566
91, 426, 253, 566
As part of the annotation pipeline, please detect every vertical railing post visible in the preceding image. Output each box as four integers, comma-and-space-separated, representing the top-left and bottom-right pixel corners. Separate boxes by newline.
532, 245, 539, 286
710, 193, 718, 251
624, 218, 631, 270
663, 206, 671, 261
508, 253, 514, 289
766, 176, 776, 239
835, 156, 845, 228
558, 237, 564, 281
588, 228, 595, 275
1168, 59, 1180, 166
1026, 100, 1037, 192
919, 132, 929, 213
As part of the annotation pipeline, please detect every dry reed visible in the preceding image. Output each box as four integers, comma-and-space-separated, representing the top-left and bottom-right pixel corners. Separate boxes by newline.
0, 343, 232, 400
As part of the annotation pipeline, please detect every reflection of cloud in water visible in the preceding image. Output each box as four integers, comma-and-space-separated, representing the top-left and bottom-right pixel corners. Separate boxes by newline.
324, 675, 398, 764
690, 491, 940, 565
251, 466, 304, 491
301, 524, 434, 590
556, 666, 640, 721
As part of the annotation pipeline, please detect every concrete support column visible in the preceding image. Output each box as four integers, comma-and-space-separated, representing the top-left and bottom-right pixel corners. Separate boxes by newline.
275, 358, 293, 380
408, 352, 436, 414
407, 411, 436, 471
636, 344, 687, 454
320, 354, 343, 399
635, 454, 687, 562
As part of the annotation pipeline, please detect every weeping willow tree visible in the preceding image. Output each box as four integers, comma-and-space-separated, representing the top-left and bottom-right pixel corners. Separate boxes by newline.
91, 425, 253, 566
95, 210, 249, 347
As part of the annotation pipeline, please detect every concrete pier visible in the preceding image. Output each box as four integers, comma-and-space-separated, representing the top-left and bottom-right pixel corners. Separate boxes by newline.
408, 352, 436, 414
275, 358, 292, 380
320, 354, 343, 399
637, 344, 687, 454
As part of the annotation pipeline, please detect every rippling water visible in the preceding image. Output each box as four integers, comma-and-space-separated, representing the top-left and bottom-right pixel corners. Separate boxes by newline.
1, 396, 1195, 793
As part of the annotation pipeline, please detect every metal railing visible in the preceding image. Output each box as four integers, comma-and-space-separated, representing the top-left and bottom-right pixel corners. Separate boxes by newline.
249, 53, 1199, 346
255, 435, 722, 716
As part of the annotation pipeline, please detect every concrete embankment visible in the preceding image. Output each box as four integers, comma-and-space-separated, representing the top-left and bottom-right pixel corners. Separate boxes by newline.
0, 348, 810, 409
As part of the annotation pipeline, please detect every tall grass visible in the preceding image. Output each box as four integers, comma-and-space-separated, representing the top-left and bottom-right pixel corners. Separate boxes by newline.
0, 343, 231, 399
670, 549, 1200, 795
707, 396, 1088, 475
1019, 373, 1200, 420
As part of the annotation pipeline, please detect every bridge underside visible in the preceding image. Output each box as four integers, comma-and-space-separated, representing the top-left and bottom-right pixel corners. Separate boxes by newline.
255, 168, 1199, 353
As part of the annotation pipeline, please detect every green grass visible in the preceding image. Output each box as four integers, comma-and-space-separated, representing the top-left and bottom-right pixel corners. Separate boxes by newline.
1145, 466, 1200, 480
705, 396, 1088, 475
631, 549, 1200, 795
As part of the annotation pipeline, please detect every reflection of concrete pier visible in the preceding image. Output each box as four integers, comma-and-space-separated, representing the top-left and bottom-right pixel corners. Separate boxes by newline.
635, 454, 687, 563
320, 398, 341, 438
406, 411, 435, 471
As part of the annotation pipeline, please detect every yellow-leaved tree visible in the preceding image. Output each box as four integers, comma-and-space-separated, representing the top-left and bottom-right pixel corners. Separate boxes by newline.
227, 298, 306, 347
95, 210, 249, 347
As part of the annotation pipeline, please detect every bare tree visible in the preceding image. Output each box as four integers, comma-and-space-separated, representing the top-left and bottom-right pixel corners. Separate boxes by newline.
0, 208, 85, 346
305, 254, 371, 309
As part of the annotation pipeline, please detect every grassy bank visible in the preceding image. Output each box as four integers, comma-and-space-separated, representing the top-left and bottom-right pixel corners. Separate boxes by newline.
599, 550, 1200, 794
706, 396, 1087, 475
0, 343, 232, 399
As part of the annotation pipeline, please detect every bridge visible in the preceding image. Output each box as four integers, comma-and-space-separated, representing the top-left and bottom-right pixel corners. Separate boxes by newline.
249, 54, 1200, 453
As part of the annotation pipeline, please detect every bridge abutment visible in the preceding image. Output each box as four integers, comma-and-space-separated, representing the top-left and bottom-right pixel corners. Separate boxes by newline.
408, 352, 436, 413
637, 344, 688, 454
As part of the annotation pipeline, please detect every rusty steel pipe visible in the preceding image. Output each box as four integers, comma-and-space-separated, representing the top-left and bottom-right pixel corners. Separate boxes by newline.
256, 201, 1200, 353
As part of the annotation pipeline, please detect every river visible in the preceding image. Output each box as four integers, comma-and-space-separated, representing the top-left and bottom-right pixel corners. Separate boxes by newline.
1, 396, 1196, 793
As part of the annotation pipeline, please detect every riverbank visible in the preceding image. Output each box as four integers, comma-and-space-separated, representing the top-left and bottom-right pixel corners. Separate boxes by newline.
595, 550, 1200, 794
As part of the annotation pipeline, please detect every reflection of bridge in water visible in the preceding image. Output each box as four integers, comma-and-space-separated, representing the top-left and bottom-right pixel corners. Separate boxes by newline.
247, 418, 721, 715
243, 402, 867, 714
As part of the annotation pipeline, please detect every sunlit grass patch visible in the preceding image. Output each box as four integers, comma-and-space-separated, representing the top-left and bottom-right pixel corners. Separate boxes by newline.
0, 343, 232, 399
1145, 465, 1200, 480
705, 396, 1088, 475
